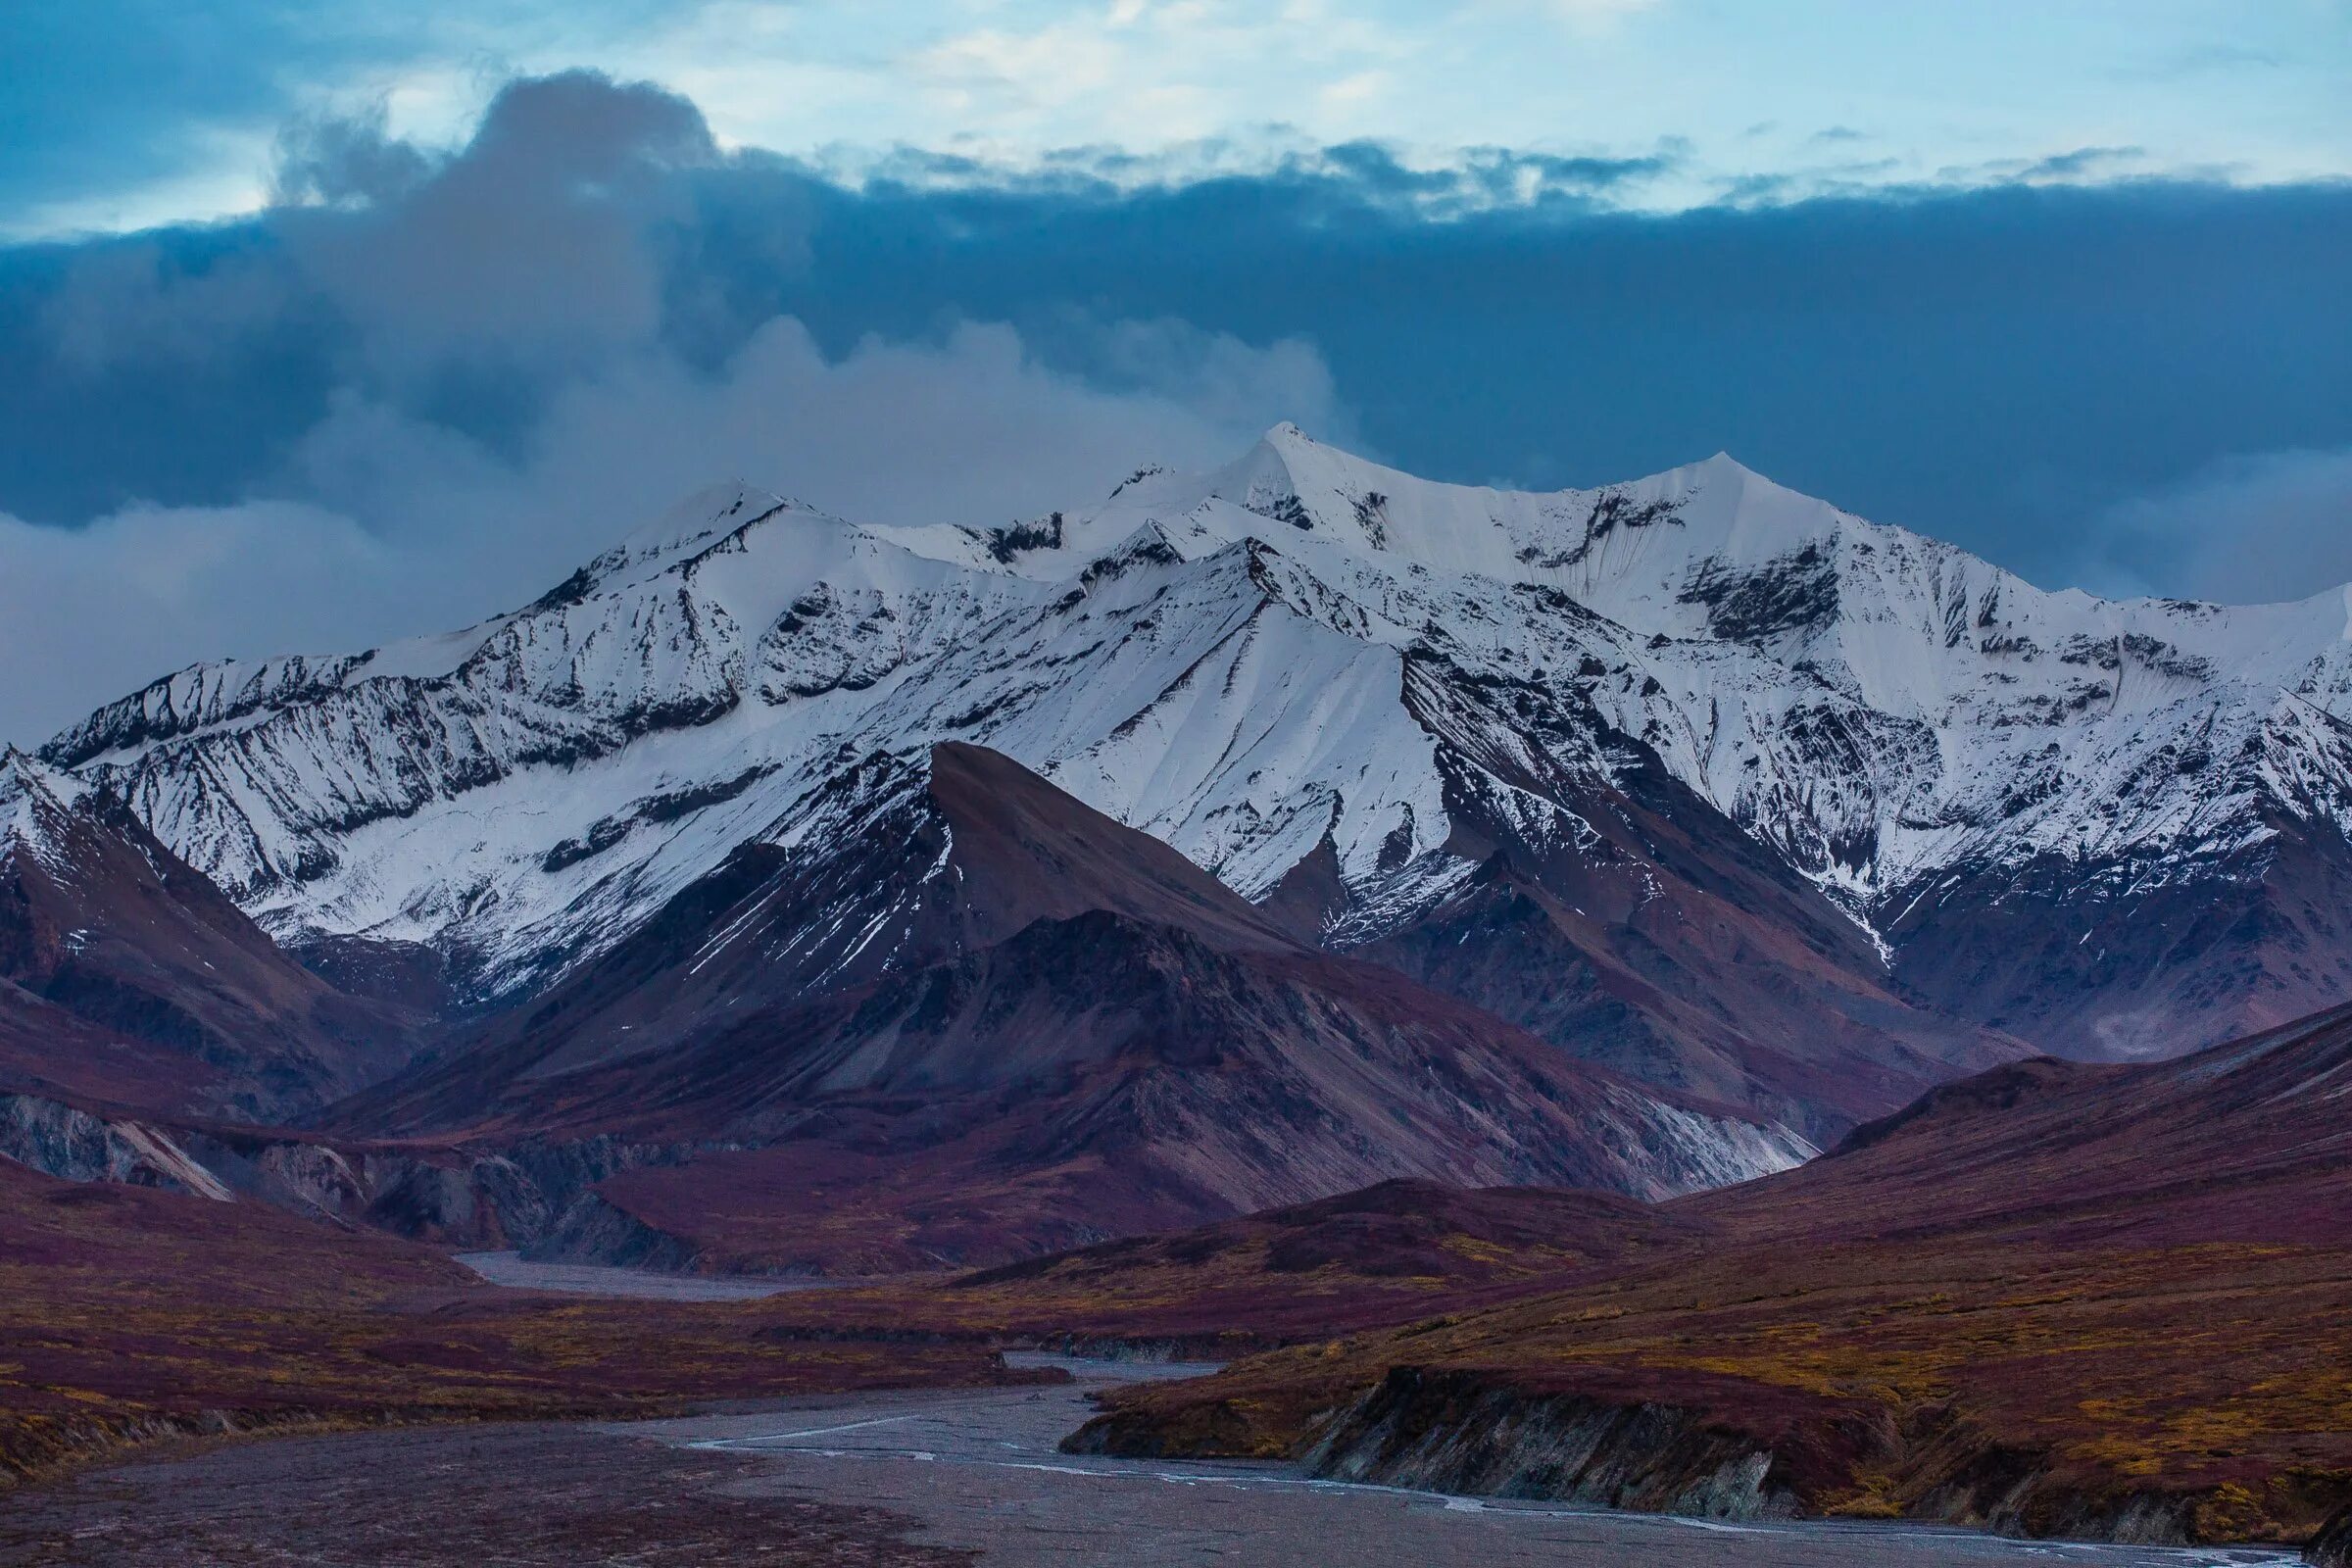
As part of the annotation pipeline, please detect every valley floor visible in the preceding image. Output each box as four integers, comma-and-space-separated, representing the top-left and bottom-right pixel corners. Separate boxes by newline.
451, 1249, 834, 1300
0, 1421, 968, 1567
10, 1355, 2296, 1568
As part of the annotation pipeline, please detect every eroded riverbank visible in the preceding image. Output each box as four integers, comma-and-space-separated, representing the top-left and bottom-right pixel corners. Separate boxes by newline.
632, 1355, 2303, 1567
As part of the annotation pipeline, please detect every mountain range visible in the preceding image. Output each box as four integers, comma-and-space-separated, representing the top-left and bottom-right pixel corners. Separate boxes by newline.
13, 424, 2352, 1263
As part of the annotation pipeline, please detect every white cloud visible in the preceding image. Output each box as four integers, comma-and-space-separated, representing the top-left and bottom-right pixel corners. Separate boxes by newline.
2089, 447, 2352, 606
0, 71, 1362, 744
1317, 69, 1392, 116
1544, 0, 1663, 28
0, 314, 1347, 745
911, 22, 1130, 113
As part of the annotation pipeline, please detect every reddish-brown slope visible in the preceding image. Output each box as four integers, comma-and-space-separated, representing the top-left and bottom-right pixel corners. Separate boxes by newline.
916, 1178, 1715, 1350
1331, 663, 2027, 1144
702, 1178, 1719, 1360
488, 908, 1786, 1272
334, 741, 1298, 1127
0, 752, 422, 1121
0, 1152, 1037, 1487
328, 745, 1794, 1272
1885, 808, 2352, 1063
1696, 996, 2352, 1246
925, 739, 1299, 952
1075, 1003, 2352, 1548
0, 982, 221, 1118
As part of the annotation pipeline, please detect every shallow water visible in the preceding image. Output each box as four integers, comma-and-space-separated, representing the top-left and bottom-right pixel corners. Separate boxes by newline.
454, 1249, 837, 1299
627, 1354, 2301, 1567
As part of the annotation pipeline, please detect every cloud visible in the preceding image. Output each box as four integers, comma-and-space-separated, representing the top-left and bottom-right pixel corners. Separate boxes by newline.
270, 102, 434, 208
0, 72, 1349, 743
0, 315, 1346, 745
2012, 145, 2146, 182
15, 0, 2352, 249
285, 71, 721, 378
740, 168, 2351, 602
2116, 43, 2284, 82
1287, 140, 1681, 215
0, 500, 397, 746
3, 70, 2352, 738
2085, 448, 2352, 605
876, 0, 1424, 154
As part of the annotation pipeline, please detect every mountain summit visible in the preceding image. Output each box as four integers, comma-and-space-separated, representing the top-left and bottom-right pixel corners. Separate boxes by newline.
42, 430, 2352, 1143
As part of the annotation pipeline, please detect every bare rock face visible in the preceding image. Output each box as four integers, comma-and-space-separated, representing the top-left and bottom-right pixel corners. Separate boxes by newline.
2311, 1506, 2352, 1567
1297, 1368, 1796, 1523
0, 1091, 230, 1198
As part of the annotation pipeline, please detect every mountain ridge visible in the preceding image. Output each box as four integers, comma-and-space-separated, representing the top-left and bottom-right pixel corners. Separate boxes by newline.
316, 741, 1804, 1271
39, 427, 2352, 1138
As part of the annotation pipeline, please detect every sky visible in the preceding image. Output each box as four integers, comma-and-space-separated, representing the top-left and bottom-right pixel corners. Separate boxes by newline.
1, 2, 2348, 742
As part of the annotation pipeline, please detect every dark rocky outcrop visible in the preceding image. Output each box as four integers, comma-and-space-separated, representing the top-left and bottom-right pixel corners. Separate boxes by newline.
1300, 1368, 1795, 1521
2312, 1506, 2352, 1567
526, 1190, 705, 1273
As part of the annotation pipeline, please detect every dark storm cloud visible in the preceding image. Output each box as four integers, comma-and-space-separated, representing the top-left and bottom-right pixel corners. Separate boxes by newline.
727, 162, 2348, 597
1, 69, 2348, 741
270, 107, 437, 208
2090, 448, 2352, 603
0, 72, 1348, 741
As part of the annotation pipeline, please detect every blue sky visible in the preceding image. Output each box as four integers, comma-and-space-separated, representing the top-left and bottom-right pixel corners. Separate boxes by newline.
0, 5, 2348, 741
7, 1, 2348, 237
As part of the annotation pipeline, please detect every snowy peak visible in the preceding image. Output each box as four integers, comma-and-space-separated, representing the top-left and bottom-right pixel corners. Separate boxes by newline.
0, 747, 90, 867
38, 654, 377, 770
995, 426, 1861, 604
43, 425, 2352, 1081
575, 480, 798, 597
1158, 422, 1538, 573
0, 748, 74, 810
618, 479, 787, 555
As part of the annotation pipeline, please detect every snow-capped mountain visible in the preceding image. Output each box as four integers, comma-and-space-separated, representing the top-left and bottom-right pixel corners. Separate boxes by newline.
309, 741, 1806, 1269
45, 426, 2352, 1098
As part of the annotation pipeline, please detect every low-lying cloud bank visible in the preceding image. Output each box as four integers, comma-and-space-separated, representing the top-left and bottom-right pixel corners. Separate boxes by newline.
0, 315, 1346, 743
2087, 448, 2352, 606
1, 70, 2346, 742
0, 74, 1351, 742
